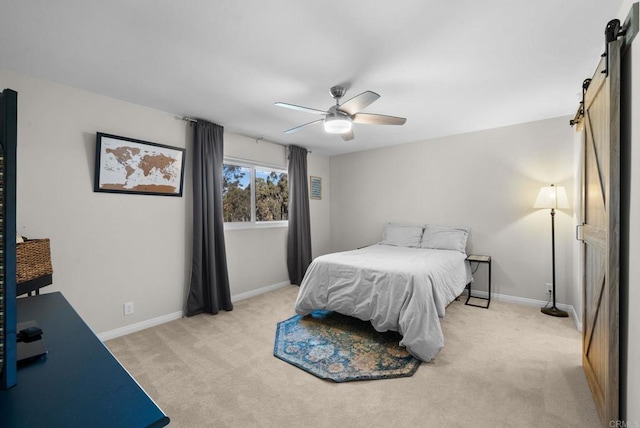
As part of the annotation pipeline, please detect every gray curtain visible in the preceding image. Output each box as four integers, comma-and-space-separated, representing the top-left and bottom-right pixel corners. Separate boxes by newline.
287, 145, 312, 285
186, 121, 233, 316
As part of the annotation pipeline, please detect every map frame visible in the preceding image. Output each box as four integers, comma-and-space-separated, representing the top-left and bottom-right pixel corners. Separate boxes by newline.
94, 132, 186, 197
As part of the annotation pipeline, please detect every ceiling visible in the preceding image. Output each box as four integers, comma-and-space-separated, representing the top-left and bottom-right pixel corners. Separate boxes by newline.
0, 0, 621, 156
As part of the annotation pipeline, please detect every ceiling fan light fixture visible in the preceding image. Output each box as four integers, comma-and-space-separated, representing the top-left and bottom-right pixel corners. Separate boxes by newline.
277, 86, 404, 138
323, 115, 352, 134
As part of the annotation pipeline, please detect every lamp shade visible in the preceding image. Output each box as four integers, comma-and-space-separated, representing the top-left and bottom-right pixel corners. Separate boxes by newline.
534, 185, 569, 209
323, 114, 352, 134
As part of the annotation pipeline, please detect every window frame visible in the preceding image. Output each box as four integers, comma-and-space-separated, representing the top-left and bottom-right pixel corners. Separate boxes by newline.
222, 157, 288, 230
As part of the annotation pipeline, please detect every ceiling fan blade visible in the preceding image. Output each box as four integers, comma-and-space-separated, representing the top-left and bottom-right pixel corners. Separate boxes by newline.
275, 102, 327, 115
341, 129, 355, 141
284, 119, 323, 134
338, 91, 380, 115
352, 113, 406, 126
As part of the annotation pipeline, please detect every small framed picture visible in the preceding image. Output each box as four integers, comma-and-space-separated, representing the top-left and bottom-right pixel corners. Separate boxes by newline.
94, 133, 185, 197
310, 176, 322, 200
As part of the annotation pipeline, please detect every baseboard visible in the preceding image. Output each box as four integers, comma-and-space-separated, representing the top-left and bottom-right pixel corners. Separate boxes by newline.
569, 305, 583, 332
99, 280, 292, 342
465, 289, 582, 332
231, 280, 291, 302
101, 283, 581, 342
98, 310, 183, 342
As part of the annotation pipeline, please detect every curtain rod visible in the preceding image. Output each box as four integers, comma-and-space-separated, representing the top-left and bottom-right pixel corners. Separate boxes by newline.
178, 116, 311, 153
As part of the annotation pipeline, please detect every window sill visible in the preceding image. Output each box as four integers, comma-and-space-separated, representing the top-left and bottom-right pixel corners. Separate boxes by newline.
224, 221, 288, 231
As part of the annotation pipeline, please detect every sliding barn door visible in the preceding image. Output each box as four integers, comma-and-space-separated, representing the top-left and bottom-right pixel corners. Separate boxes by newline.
580, 38, 620, 426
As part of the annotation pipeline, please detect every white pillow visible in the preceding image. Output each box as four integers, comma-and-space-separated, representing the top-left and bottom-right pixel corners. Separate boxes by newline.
380, 223, 424, 248
420, 225, 469, 253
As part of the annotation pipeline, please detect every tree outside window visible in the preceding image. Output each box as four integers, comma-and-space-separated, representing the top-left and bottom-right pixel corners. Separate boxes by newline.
222, 162, 288, 224
255, 169, 288, 221
222, 164, 251, 222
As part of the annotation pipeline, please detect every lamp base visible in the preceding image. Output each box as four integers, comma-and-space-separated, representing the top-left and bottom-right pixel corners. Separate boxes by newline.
541, 306, 569, 317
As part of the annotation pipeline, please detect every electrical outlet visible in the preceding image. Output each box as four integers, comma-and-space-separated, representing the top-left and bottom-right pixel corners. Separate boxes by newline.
546, 283, 553, 293
123, 301, 134, 316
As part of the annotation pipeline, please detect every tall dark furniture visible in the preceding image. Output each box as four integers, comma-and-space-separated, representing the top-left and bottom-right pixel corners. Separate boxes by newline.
0, 88, 18, 390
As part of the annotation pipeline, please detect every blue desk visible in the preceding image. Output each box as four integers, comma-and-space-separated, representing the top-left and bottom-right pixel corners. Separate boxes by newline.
0, 292, 170, 427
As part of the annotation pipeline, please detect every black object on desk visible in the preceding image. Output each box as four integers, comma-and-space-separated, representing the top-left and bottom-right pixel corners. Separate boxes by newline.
0, 292, 170, 428
16, 320, 47, 364
465, 254, 491, 309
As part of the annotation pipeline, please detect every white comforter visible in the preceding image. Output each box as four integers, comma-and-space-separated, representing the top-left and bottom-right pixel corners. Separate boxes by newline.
294, 244, 471, 361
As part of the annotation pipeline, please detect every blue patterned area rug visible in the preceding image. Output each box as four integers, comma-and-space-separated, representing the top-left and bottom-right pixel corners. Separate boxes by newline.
274, 310, 420, 382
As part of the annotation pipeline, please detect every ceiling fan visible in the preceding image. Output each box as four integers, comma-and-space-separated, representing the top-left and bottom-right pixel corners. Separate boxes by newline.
275, 86, 406, 141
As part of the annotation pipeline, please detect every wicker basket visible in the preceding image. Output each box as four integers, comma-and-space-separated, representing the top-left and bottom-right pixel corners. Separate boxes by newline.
16, 238, 53, 284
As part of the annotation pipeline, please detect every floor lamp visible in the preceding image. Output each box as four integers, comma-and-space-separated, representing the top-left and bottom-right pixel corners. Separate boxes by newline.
534, 184, 569, 317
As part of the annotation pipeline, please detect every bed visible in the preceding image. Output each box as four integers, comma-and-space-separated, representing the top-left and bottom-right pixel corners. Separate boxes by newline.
294, 223, 472, 362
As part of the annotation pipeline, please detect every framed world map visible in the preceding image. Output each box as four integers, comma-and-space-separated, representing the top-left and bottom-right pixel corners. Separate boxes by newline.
94, 133, 185, 197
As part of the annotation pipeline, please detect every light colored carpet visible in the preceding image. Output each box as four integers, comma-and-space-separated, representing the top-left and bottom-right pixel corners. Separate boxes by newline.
105, 285, 600, 428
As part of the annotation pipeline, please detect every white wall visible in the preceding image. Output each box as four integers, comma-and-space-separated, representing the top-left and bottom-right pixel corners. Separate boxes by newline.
1, 70, 331, 335
223, 134, 331, 296
618, 0, 639, 423
625, 32, 640, 428
3, 70, 191, 334
223, 134, 289, 296
571, 128, 585, 326
308, 152, 331, 259
330, 116, 575, 304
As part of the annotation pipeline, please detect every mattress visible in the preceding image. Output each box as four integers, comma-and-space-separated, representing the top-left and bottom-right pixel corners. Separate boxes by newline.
294, 244, 471, 361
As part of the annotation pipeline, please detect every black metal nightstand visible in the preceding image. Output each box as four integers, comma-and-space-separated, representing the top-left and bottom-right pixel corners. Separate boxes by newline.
465, 254, 491, 309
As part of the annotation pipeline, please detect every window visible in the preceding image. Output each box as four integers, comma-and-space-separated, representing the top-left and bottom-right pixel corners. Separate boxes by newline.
222, 164, 251, 222
255, 168, 288, 221
222, 160, 288, 226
